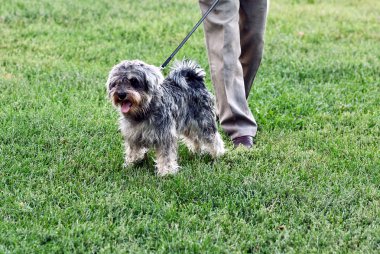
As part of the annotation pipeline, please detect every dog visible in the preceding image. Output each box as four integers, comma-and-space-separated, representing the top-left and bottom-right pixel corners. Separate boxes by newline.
106, 60, 225, 176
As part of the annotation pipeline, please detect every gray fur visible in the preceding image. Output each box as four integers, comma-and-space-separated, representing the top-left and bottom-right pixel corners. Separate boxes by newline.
106, 59, 225, 176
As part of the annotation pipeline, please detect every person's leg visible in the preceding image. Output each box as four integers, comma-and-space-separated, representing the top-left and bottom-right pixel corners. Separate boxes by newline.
239, 0, 269, 97
199, 0, 257, 140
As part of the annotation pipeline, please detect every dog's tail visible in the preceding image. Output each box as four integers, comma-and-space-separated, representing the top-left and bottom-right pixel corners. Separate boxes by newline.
167, 60, 206, 89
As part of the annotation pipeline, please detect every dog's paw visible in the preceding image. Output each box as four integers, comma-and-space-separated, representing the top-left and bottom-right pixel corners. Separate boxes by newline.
124, 149, 147, 167
123, 161, 133, 168
214, 143, 226, 157
156, 165, 180, 177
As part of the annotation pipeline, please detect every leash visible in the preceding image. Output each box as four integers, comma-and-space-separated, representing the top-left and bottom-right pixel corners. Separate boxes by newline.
160, 0, 220, 69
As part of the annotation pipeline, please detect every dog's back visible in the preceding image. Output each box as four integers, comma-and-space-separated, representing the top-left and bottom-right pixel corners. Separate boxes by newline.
167, 60, 206, 90
160, 60, 217, 140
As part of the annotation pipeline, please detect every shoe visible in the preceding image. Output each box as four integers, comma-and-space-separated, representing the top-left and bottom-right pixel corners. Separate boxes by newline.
232, 135, 254, 149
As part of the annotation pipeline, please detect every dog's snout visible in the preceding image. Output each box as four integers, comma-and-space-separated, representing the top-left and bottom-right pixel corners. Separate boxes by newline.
117, 92, 127, 100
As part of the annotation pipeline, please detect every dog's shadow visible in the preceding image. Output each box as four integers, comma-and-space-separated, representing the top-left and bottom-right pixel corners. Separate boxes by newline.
124, 152, 156, 175
124, 143, 215, 175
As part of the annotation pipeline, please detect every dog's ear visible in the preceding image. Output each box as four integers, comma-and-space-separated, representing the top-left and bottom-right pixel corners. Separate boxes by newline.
105, 74, 118, 98
106, 79, 114, 90
144, 65, 164, 89
105, 76, 112, 91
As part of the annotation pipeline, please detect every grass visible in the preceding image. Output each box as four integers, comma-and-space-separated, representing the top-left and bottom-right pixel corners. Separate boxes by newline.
1, 0, 379, 252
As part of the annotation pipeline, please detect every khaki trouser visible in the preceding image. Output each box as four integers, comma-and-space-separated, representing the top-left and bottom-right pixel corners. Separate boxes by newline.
199, 0, 268, 139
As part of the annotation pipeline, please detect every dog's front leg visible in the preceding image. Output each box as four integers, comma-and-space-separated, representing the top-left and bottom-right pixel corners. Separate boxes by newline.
124, 142, 147, 167
155, 141, 179, 176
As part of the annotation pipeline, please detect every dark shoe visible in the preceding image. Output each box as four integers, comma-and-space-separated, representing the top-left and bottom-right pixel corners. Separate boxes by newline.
232, 135, 254, 149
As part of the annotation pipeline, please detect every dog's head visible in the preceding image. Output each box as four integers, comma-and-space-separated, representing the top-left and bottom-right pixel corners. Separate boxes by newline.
106, 60, 163, 116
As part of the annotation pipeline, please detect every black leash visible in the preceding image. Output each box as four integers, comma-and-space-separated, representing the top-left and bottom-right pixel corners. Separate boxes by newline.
160, 0, 220, 69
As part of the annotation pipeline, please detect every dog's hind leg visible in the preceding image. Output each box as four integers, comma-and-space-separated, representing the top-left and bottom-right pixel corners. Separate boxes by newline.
202, 132, 225, 158
181, 135, 201, 154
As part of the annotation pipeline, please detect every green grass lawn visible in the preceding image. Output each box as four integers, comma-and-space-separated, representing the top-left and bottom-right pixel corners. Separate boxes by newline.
1, 0, 380, 252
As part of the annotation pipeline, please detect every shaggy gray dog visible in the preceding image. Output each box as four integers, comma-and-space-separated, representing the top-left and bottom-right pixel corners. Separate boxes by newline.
106, 60, 225, 176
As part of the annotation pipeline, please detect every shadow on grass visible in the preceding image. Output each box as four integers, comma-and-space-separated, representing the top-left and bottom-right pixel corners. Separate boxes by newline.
120, 143, 225, 177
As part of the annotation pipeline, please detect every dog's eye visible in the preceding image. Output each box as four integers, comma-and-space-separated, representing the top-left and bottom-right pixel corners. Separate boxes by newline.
129, 78, 139, 88
109, 82, 117, 89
